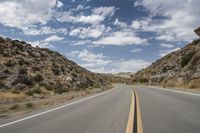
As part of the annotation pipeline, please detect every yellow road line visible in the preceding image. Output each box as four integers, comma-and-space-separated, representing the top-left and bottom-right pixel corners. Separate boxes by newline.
135, 91, 143, 133
126, 91, 135, 133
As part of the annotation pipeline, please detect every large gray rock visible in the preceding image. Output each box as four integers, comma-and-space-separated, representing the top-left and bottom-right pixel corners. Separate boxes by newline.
194, 27, 200, 37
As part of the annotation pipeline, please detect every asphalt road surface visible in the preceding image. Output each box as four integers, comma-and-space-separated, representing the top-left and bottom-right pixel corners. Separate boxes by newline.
1, 84, 200, 133
0, 85, 132, 133
134, 86, 200, 133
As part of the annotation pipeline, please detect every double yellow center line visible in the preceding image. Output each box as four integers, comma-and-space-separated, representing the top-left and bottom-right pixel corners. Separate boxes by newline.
126, 89, 143, 133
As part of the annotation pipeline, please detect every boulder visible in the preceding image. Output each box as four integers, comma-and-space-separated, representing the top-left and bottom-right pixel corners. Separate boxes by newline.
15, 83, 27, 90
194, 27, 200, 37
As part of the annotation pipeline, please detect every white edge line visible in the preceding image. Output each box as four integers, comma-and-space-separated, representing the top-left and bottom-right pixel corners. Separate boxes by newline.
147, 86, 200, 97
0, 88, 115, 128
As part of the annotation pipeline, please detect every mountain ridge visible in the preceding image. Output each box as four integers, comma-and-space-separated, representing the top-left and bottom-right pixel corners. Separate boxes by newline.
131, 38, 200, 89
0, 36, 110, 95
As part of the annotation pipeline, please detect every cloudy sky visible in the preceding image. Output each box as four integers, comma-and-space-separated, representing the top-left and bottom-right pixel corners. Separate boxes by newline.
0, 0, 199, 73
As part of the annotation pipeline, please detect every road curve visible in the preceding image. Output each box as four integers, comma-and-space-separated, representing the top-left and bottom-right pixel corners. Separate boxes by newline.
134, 86, 200, 133
0, 85, 132, 133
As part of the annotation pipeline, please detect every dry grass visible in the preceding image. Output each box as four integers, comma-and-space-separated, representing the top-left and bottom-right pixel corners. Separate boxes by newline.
0, 92, 26, 102
0, 85, 113, 120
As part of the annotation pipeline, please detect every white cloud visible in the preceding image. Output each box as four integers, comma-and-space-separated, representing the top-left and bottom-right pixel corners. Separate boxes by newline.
159, 47, 180, 57
0, 0, 59, 30
72, 40, 91, 46
67, 49, 150, 73
131, 21, 141, 29
134, 0, 200, 41
44, 35, 64, 42
31, 35, 63, 47
131, 48, 142, 53
23, 26, 68, 35
69, 25, 106, 38
113, 59, 150, 73
93, 30, 147, 46
68, 49, 112, 68
92, 6, 115, 18
160, 43, 174, 48
113, 19, 128, 28
155, 33, 176, 41
56, 1, 63, 8
56, 6, 116, 25
88, 59, 151, 73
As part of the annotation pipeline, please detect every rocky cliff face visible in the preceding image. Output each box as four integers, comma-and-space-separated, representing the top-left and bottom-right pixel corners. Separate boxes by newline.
131, 38, 200, 89
0, 37, 107, 95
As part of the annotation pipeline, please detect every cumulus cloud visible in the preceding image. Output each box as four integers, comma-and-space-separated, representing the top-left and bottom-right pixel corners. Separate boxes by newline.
113, 19, 128, 28
44, 35, 64, 42
56, 6, 116, 25
160, 43, 174, 48
67, 49, 112, 68
131, 48, 142, 53
67, 49, 150, 73
0, 0, 60, 30
69, 25, 107, 38
23, 26, 68, 35
155, 33, 176, 42
31, 35, 64, 47
93, 30, 147, 46
134, 0, 200, 41
159, 47, 180, 57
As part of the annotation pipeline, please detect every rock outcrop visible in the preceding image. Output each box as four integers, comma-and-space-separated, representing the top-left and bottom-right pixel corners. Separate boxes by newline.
0, 37, 108, 94
131, 38, 200, 89
194, 27, 200, 37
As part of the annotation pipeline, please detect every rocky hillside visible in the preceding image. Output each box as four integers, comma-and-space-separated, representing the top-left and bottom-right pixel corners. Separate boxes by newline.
0, 36, 108, 95
131, 38, 200, 89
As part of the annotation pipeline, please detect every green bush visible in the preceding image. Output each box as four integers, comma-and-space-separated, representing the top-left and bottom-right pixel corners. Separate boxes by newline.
11, 40, 24, 51
25, 103, 33, 108
12, 90, 20, 94
33, 88, 42, 94
181, 51, 195, 67
9, 104, 19, 110
18, 67, 28, 74
34, 74, 44, 82
5, 60, 15, 67
0, 80, 5, 89
54, 87, 68, 94
138, 78, 148, 83
51, 68, 60, 75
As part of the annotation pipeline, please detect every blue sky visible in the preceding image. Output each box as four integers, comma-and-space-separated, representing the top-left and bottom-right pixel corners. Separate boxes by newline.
0, 0, 199, 73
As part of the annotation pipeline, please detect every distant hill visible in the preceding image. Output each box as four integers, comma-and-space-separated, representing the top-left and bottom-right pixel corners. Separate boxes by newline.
113, 72, 133, 78
131, 38, 200, 89
0, 36, 108, 95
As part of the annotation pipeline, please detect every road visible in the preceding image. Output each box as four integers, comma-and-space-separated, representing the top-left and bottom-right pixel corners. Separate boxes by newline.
0, 85, 132, 133
134, 86, 200, 133
0, 84, 200, 133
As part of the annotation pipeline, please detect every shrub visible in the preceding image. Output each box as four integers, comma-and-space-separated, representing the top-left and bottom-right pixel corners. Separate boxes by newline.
45, 85, 53, 91
12, 90, 20, 94
18, 75, 33, 86
25, 103, 33, 108
33, 88, 42, 94
26, 90, 33, 96
162, 67, 168, 73
9, 104, 19, 110
11, 40, 24, 51
52, 68, 60, 75
34, 74, 44, 82
181, 51, 195, 67
5, 60, 15, 67
138, 78, 148, 83
18, 67, 28, 74
0, 80, 5, 89
54, 87, 68, 94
